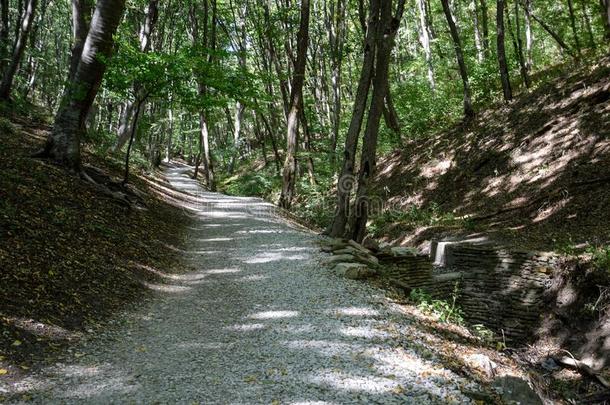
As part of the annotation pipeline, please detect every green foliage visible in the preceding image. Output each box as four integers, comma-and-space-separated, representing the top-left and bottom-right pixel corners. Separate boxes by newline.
0, 117, 15, 135
221, 169, 280, 199
409, 285, 464, 325
589, 246, 610, 273
369, 203, 463, 237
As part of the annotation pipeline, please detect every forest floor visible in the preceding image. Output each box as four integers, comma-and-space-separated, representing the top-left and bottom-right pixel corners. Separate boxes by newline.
0, 109, 193, 389
372, 56, 610, 254
2, 163, 509, 404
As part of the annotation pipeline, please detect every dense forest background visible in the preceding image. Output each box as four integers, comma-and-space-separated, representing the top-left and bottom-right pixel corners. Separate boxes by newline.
0, 0, 609, 239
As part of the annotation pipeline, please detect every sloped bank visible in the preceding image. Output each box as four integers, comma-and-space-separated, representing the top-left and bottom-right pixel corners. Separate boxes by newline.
320, 237, 610, 375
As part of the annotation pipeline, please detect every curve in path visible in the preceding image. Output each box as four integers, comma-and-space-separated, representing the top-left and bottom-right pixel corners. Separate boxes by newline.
10, 164, 478, 404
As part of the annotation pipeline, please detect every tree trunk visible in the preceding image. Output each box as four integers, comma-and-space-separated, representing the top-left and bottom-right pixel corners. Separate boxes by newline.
512, 0, 530, 88
497, 0, 512, 101
39, 0, 126, 171
602, 0, 610, 39
580, 0, 595, 47
524, 0, 533, 71
68, 0, 93, 82
441, 0, 474, 118
567, 0, 582, 56
123, 97, 145, 185
279, 0, 310, 209
472, 0, 484, 61
383, 80, 401, 139
327, 0, 381, 237
529, 11, 576, 58
328, 0, 346, 165
109, 0, 157, 153
0, 0, 37, 100
417, 0, 435, 88
350, 0, 404, 242
0, 0, 8, 70
480, 0, 490, 51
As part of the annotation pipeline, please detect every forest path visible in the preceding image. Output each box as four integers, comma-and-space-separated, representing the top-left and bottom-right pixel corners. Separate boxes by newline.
16, 164, 478, 404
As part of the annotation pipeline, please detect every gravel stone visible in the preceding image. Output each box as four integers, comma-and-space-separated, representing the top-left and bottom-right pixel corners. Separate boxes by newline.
6, 165, 479, 404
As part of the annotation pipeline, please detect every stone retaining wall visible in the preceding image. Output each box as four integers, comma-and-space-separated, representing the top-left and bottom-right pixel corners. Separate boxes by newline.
381, 244, 558, 342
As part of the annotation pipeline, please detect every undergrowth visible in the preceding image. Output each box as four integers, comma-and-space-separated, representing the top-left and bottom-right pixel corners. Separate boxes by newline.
408, 285, 464, 325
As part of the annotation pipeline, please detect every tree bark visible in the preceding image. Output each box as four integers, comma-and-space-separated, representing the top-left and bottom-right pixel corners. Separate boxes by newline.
441, 0, 475, 118
497, 0, 512, 101
327, 0, 381, 237
529, 10, 576, 58
350, 0, 404, 242
602, 0, 610, 39
524, 0, 533, 71
417, 0, 435, 88
39, 0, 126, 171
567, 0, 582, 56
110, 0, 158, 153
472, 0, 484, 61
511, 0, 530, 88
279, 0, 310, 209
0, 0, 37, 100
0, 0, 10, 70
68, 0, 93, 82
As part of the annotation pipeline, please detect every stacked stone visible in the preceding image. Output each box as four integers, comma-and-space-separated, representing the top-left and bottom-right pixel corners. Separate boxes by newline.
320, 238, 380, 280
449, 244, 556, 342
378, 249, 433, 289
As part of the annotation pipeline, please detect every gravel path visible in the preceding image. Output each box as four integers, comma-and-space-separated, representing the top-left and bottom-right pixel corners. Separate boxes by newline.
8, 164, 479, 404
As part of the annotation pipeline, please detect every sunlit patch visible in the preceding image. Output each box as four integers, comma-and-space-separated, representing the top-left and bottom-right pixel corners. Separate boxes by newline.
330, 307, 380, 317
283, 340, 360, 357
5, 317, 82, 341
339, 326, 390, 339
205, 268, 241, 275
143, 282, 191, 293
244, 252, 309, 263
225, 323, 266, 332
196, 237, 234, 242
249, 310, 299, 320
307, 370, 399, 393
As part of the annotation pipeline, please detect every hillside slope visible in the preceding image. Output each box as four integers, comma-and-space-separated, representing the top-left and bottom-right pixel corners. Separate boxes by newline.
0, 110, 193, 380
374, 57, 610, 252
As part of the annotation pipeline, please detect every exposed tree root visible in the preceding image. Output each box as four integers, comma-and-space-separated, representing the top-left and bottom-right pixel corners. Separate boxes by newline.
554, 354, 610, 389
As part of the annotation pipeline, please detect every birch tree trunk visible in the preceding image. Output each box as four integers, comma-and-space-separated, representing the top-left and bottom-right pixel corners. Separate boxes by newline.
417, 0, 435, 89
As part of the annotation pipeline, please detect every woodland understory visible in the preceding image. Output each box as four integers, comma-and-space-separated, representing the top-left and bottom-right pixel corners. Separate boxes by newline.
0, 0, 609, 402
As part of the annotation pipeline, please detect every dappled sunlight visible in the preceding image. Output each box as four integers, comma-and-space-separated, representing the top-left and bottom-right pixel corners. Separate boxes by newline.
243, 251, 309, 264
338, 326, 391, 339
306, 370, 401, 393
195, 237, 235, 242
328, 307, 380, 317
143, 282, 191, 293
204, 268, 241, 275
249, 310, 299, 320
5, 317, 82, 341
225, 323, 267, 332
